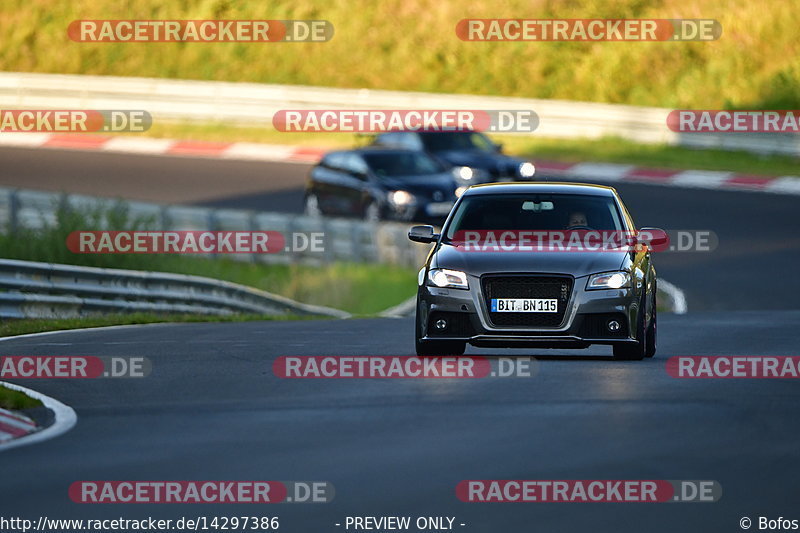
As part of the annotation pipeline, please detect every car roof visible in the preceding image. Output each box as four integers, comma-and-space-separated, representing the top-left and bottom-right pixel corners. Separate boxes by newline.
324, 147, 423, 157
461, 182, 618, 197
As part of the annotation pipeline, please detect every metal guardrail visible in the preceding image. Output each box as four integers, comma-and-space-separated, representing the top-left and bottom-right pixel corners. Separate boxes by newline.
0, 186, 430, 318
0, 187, 430, 268
1, 72, 798, 156
0, 185, 433, 318
0, 258, 351, 319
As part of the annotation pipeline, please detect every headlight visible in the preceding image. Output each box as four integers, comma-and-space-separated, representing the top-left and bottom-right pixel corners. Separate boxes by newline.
453, 166, 474, 181
388, 190, 416, 207
427, 268, 469, 289
452, 166, 488, 183
587, 271, 631, 290
519, 162, 536, 178
455, 185, 469, 198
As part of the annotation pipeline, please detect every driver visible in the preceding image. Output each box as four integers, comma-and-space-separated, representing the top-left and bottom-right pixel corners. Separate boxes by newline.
566, 211, 588, 229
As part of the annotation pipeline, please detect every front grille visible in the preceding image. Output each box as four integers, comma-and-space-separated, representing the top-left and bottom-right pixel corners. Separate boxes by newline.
427, 311, 475, 337
482, 275, 572, 327
577, 313, 628, 338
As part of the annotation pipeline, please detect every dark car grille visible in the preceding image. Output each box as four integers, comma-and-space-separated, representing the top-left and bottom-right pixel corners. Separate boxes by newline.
482, 275, 572, 327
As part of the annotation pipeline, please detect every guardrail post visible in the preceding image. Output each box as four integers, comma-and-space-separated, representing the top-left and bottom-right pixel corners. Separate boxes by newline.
9, 189, 19, 233
285, 215, 297, 265
208, 209, 218, 260
160, 206, 170, 230
321, 218, 333, 264
248, 212, 259, 264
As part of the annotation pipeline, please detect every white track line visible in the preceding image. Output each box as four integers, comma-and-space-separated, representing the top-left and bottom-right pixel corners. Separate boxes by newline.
0, 321, 181, 344
658, 278, 688, 315
0, 381, 77, 452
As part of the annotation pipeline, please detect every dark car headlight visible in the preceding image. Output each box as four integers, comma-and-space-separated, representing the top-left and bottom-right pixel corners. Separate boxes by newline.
427, 268, 469, 289
452, 166, 488, 183
387, 190, 416, 208
586, 271, 631, 290
518, 162, 536, 178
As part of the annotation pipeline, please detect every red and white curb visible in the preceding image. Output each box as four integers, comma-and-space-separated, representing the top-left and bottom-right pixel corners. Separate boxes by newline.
0, 406, 37, 443
535, 161, 800, 196
0, 132, 326, 163
1, 132, 798, 196
0, 381, 77, 452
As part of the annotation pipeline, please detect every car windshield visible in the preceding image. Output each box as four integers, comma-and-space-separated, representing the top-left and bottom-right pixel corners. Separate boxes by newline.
444, 193, 626, 240
419, 131, 495, 152
362, 152, 445, 177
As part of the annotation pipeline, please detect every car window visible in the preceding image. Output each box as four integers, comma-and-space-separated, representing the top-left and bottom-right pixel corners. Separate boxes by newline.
375, 132, 399, 146
321, 152, 347, 171
375, 132, 423, 150
362, 151, 446, 177
342, 153, 369, 178
445, 193, 625, 239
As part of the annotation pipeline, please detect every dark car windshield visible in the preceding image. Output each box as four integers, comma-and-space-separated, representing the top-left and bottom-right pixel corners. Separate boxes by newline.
444, 193, 626, 239
419, 131, 495, 152
362, 152, 445, 177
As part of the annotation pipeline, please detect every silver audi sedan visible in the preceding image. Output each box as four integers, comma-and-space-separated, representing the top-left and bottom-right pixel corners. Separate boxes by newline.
408, 182, 665, 360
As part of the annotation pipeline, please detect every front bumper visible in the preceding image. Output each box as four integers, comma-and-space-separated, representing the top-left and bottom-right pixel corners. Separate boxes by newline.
418, 276, 639, 348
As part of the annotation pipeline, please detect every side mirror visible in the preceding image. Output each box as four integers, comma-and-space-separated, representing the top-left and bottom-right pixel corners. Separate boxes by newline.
408, 225, 439, 243
493, 142, 503, 153
637, 227, 670, 251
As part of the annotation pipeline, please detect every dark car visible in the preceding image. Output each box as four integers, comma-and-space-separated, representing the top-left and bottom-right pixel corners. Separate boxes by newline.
304, 148, 464, 224
372, 130, 536, 182
408, 182, 665, 360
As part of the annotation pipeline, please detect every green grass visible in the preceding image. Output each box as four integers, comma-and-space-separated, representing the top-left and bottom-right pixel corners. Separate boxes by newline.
0, 385, 42, 410
510, 136, 800, 176
1, 0, 798, 109
0, 206, 419, 316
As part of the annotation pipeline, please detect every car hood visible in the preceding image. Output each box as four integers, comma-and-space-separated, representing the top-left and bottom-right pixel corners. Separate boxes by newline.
380, 173, 456, 197
433, 150, 524, 170
432, 242, 628, 278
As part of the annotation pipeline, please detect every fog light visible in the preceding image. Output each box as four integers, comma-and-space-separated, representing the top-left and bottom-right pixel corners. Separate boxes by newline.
435, 318, 448, 330
607, 320, 621, 332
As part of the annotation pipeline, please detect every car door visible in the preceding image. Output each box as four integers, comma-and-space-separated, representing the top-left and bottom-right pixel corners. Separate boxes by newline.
312, 152, 349, 215
338, 153, 372, 217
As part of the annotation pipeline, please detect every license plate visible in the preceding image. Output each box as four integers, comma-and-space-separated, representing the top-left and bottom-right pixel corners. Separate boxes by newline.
491, 298, 558, 313
427, 202, 454, 215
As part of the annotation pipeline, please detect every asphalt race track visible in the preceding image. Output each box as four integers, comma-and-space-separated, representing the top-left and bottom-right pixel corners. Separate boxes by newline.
1, 313, 799, 531
1, 146, 800, 531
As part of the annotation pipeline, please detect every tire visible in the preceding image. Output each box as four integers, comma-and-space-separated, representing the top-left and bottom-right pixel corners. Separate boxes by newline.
415, 298, 466, 356
364, 202, 381, 223
645, 292, 657, 358
613, 294, 647, 361
304, 193, 322, 217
